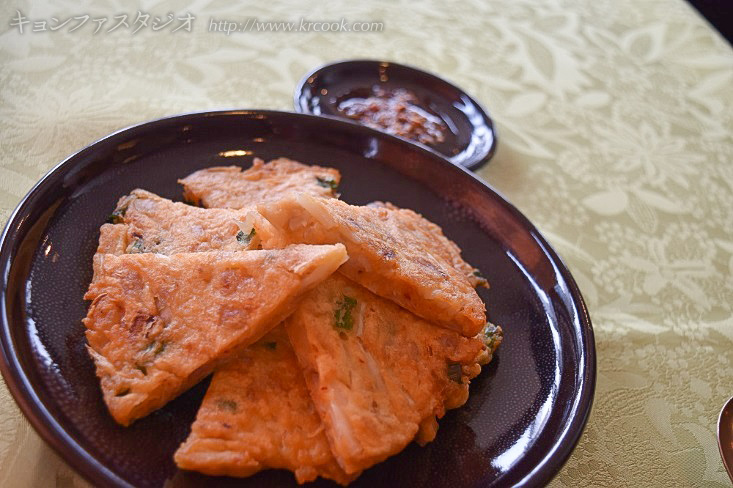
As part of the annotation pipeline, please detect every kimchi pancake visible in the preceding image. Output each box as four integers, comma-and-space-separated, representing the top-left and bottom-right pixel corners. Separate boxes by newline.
367, 201, 488, 288
285, 274, 485, 474
258, 193, 486, 336
174, 326, 356, 485
83, 244, 347, 425
179, 157, 341, 209
110, 189, 247, 254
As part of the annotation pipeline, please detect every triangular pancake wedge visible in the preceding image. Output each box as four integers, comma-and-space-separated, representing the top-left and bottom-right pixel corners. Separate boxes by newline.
174, 325, 357, 485
83, 244, 347, 426
257, 193, 486, 336
93, 195, 356, 483
285, 274, 486, 474
103, 189, 247, 255
367, 201, 488, 288
179, 157, 341, 209
97, 189, 283, 260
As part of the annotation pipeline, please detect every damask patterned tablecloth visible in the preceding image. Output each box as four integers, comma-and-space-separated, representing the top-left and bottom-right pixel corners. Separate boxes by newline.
1, 0, 732, 486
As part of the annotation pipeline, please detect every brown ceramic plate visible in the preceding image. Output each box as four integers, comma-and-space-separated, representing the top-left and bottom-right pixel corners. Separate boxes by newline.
294, 60, 497, 170
0, 110, 594, 488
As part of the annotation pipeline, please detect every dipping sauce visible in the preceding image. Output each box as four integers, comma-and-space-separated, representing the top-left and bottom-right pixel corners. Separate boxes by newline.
338, 88, 447, 146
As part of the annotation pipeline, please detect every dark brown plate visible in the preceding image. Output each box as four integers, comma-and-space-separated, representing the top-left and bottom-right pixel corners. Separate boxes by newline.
294, 60, 497, 170
0, 110, 594, 488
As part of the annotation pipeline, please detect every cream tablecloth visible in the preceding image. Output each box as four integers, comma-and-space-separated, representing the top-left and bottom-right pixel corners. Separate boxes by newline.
1, 0, 732, 486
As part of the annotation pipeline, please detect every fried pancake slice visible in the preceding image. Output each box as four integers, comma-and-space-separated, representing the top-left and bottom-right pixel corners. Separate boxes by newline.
97, 223, 130, 255
108, 189, 249, 254
95, 200, 353, 483
84, 244, 347, 426
367, 201, 488, 288
285, 274, 485, 474
257, 193, 486, 336
179, 157, 341, 209
174, 326, 357, 485
92, 189, 285, 289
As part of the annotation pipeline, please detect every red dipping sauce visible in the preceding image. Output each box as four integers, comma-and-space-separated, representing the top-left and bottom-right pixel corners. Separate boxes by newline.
337, 88, 447, 146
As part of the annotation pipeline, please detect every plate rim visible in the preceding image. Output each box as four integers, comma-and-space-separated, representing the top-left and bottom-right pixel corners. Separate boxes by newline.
292, 58, 498, 171
0, 109, 594, 488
